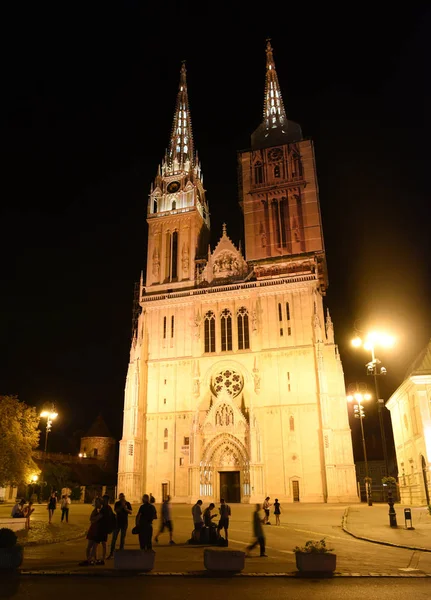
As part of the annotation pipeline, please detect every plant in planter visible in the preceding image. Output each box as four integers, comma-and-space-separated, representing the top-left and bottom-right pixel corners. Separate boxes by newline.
293, 538, 336, 574
0, 528, 24, 570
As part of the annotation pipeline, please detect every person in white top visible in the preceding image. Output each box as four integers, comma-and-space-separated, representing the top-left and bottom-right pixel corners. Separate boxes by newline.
262, 497, 272, 525
60, 494, 71, 523
191, 499, 203, 542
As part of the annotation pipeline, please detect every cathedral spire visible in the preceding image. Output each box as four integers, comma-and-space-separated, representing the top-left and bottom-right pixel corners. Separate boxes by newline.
263, 39, 287, 131
168, 61, 195, 172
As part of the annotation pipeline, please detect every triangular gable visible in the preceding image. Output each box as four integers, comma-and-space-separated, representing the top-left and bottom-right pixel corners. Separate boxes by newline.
202, 224, 248, 282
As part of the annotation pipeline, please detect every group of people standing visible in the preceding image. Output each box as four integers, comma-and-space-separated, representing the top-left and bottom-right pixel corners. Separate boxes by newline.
77, 493, 281, 565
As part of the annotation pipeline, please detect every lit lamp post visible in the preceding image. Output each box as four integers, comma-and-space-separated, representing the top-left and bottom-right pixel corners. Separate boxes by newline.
39, 407, 58, 495
40, 408, 58, 454
351, 332, 395, 478
347, 383, 372, 506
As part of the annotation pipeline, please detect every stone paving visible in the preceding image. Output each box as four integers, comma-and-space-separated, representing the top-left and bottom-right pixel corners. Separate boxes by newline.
2, 501, 431, 577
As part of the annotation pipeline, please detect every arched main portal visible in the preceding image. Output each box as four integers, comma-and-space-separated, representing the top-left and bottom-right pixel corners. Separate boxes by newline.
200, 434, 250, 503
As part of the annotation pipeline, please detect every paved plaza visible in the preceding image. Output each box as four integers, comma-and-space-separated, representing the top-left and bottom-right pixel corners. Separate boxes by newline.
2, 501, 431, 576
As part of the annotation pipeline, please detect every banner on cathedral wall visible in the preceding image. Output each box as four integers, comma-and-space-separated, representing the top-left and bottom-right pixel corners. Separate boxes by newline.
181, 445, 190, 454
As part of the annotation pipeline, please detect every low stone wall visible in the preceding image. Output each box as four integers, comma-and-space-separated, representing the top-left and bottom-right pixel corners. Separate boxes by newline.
0, 518, 27, 532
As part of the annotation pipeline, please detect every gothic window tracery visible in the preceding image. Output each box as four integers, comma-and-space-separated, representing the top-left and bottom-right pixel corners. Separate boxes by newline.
212, 369, 244, 398
215, 403, 234, 426
204, 311, 216, 353
220, 309, 233, 351
237, 307, 250, 350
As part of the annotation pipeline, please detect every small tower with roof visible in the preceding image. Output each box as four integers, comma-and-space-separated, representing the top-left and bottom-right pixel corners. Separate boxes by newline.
80, 414, 116, 462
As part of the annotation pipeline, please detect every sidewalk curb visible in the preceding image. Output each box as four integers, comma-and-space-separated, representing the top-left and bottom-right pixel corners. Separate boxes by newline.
342, 507, 431, 553
17, 570, 431, 578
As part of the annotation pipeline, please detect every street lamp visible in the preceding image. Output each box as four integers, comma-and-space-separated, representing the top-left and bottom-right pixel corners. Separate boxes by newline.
40, 407, 58, 455
347, 383, 372, 506
351, 331, 395, 478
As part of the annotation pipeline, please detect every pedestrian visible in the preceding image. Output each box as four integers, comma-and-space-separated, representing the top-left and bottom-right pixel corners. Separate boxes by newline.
155, 495, 175, 545
191, 499, 203, 542
11, 499, 25, 518
263, 496, 271, 524
79, 497, 103, 566
217, 498, 231, 545
23, 501, 35, 529
94, 494, 116, 565
107, 492, 132, 559
273, 498, 281, 525
47, 491, 57, 523
136, 494, 157, 550
60, 494, 71, 523
246, 503, 267, 557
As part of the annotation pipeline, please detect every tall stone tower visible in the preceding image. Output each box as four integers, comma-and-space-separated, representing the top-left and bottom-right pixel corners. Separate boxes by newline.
118, 44, 358, 504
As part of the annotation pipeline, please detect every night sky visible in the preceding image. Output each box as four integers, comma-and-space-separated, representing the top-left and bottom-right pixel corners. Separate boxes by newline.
2, 5, 431, 459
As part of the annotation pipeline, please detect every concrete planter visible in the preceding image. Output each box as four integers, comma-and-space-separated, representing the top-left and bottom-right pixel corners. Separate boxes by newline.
0, 546, 24, 570
114, 549, 155, 571
0, 518, 27, 532
204, 548, 245, 572
295, 552, 336, 573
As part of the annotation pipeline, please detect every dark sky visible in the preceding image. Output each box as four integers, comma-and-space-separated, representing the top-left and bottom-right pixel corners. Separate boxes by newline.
2, 5, 431, 457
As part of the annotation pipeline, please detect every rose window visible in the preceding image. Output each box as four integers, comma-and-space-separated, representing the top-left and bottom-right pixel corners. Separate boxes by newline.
212, 369, 244, 398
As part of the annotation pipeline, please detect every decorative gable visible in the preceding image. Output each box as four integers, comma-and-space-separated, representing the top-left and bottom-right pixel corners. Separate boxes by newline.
202, 224, 248, 283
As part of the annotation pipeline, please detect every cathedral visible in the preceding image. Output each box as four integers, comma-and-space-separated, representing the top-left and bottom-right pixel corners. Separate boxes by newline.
118, 42, 359, 504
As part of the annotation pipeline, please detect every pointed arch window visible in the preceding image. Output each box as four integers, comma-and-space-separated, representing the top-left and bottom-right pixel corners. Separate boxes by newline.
278, 302, 283, 337
204, 311, 216, 353
220, 309, 233, 351
153, 198, 158, 213
289, 416, 295, 431
164, 428, 168, 438
171, 231, 178, 280
163, 316, 167, 339
165, 232, 171, 280
172, 200, 176, 210
254, 161, 263, 184
237, 306, 250, 350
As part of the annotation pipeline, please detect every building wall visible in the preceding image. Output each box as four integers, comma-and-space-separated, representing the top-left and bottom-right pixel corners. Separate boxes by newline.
119, 276, 358, 504
387, 378, 431, 505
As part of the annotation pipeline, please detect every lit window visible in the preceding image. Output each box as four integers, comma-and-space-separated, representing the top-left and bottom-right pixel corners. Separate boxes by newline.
237, 307, 250, 350
204, 311, 216, 353
220, 309, 233, 351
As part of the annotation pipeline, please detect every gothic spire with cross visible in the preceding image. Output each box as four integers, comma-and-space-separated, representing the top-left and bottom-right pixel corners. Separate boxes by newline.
167, 61, 195, 173
251, 40, 302, 149
263, 39, 287, 132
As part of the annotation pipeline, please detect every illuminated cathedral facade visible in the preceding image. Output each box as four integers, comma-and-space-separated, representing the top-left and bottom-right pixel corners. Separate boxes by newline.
118, 42, 359, 504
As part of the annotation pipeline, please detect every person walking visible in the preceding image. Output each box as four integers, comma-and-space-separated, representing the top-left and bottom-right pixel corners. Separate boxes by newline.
79, 497, 103, 566
47, 491, 57, 524
217, 498, 231, 545
107, 493, 132, 558
246, 503, 267, 557
93, 494, 115, 565
136, 494, 157, 551
155, 495, 175, 545
60, 494, 71, 523
262, 496, 271, 525
273, 498, 281, 525
191, 499, 203, 542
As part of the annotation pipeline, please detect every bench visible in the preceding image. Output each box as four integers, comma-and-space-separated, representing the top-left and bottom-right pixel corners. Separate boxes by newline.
204, 548, 245, 572
0, 518, 27, 532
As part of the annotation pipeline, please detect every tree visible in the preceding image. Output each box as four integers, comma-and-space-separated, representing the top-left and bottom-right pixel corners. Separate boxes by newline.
0, 395, 40, 486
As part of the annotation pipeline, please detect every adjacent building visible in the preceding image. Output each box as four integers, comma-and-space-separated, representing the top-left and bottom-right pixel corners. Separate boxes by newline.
386, 339, 431, 505
118, 42, 359, 504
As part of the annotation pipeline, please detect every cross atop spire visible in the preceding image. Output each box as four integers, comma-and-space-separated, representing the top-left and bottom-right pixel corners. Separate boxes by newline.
263, 39, 287, 131
168, 61, 195, 172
